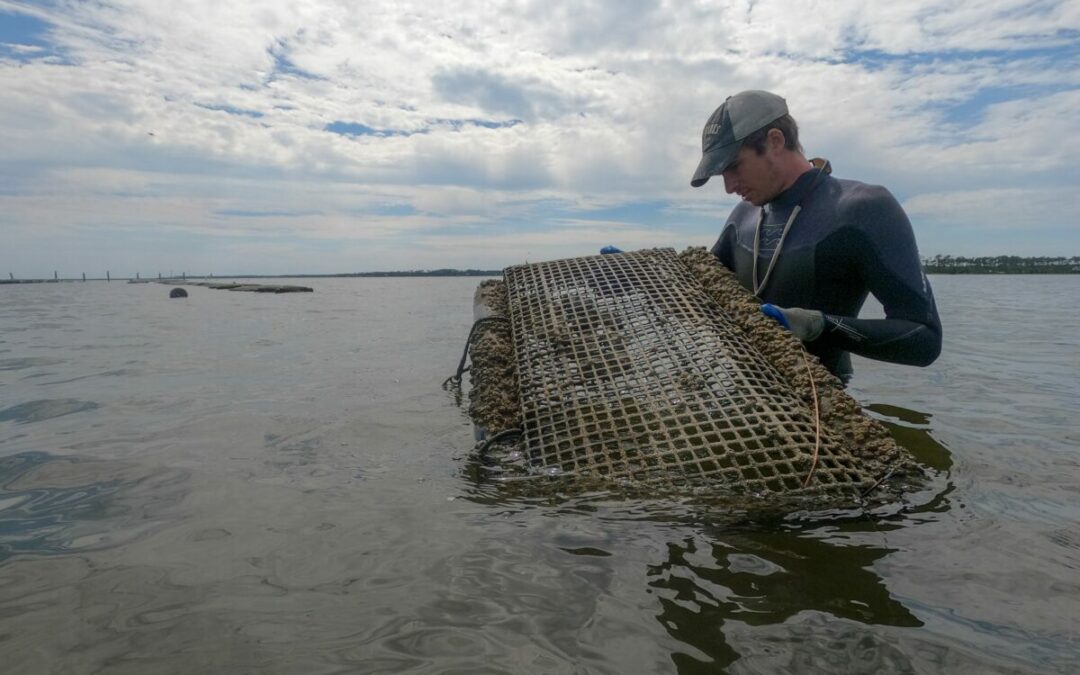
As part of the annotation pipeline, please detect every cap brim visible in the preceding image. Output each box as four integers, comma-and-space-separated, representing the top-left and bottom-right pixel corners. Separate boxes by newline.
690, 141, 740, 188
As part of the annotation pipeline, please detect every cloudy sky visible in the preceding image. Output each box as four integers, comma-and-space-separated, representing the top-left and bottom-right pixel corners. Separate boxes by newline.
2, 0, 1078, 276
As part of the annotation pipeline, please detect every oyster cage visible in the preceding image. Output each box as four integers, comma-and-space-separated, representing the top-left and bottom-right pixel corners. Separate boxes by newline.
491, 248, 880, 496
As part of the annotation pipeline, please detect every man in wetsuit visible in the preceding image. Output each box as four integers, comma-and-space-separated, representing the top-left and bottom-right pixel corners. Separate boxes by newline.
690, 90, 941, 381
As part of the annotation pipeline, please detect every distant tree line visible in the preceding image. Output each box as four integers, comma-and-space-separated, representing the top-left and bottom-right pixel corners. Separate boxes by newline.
923, 255, 1080, 274
341, 269, 501, 277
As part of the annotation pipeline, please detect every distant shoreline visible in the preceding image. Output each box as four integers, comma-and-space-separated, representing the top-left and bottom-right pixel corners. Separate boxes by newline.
922, 255, 1080, 274
7, 255, 1080, 283
1, 270, 503, 283
923, 270, 1080, 275
6, 269, 1080, 283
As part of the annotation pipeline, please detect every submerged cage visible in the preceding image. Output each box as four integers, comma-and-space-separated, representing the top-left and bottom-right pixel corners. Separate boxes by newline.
462, 248, 920, 503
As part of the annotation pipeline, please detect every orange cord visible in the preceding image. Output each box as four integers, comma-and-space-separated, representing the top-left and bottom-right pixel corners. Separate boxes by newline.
803, 356, 821, 487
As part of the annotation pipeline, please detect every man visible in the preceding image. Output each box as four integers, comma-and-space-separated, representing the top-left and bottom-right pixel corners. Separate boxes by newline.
691, 90, 941, 381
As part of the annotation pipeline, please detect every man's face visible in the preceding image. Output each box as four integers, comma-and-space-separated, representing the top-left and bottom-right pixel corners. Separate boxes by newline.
721, 144, 784, 206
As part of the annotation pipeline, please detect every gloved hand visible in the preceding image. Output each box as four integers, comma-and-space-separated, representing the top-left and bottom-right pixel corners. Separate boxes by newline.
761, 304, 825, 342
600, 245, 623, 254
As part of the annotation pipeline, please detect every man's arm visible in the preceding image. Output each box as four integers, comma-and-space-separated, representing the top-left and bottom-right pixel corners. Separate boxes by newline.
813, 185, 942, 366
710, 222, 737, 269
817, 314, 941, 366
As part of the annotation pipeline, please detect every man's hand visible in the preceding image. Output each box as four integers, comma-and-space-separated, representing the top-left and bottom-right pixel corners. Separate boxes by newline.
761, 304, 825, 342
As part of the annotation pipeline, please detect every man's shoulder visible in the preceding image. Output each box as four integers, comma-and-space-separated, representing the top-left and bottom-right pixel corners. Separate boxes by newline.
832, 177, 896, 204
830, 177, 904, 221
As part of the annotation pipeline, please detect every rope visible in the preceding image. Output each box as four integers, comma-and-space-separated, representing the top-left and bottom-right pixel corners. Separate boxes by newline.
442, 316, 510, 389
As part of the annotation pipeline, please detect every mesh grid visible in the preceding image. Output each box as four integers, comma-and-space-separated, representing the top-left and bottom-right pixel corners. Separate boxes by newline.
503, 248, 872, 494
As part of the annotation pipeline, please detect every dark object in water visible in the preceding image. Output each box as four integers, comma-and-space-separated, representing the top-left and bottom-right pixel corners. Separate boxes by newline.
169, 288, 188, 298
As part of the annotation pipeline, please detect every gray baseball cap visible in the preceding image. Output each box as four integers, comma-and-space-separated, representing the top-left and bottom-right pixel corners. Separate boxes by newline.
690, 90, 788, 187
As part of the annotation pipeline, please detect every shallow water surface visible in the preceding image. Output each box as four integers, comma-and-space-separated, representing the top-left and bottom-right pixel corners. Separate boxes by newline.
0, 275, 1077, 673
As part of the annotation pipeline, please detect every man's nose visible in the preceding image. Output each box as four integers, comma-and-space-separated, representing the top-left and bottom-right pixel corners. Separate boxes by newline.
722, 171, 737, 194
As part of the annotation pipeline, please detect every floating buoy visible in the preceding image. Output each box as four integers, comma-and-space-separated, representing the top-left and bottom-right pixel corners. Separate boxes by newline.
169, 288, 188, 298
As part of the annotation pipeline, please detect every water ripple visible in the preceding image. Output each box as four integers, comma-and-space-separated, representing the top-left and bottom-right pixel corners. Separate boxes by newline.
0, 357, 65, 371
0, 451, 188, 562
0, 399, 100, 424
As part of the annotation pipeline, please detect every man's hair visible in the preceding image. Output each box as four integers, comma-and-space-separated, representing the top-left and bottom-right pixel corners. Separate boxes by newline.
741, 114, 803, 155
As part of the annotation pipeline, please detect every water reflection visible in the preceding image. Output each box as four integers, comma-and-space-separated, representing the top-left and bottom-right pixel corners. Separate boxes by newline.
456, 401, 954, 673
649, 525, 921, 673
866, 403, 953, 473
0, 451, 187, 563
651, 403, 952, 672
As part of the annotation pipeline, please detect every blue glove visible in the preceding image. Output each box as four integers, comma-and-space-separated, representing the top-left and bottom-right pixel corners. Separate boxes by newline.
600, 245, 623, 254
761, 303, 825, 341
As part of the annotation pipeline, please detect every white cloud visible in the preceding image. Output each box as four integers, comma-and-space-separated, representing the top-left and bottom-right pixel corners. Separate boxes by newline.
1, 0, 1078, 274
904, 187, 1080, 230
413, 220, 691, 270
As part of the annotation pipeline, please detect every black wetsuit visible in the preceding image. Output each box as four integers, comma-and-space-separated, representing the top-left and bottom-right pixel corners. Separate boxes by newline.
711, 164, 942, 379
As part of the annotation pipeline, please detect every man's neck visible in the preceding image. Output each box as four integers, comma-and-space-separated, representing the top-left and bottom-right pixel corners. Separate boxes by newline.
776, 154, 814, 193
767, 158, 821, 209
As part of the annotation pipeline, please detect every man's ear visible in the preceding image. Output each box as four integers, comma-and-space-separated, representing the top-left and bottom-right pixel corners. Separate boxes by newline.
766, 127, 786, 151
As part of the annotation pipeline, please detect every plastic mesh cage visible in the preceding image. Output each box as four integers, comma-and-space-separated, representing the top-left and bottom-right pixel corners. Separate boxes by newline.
502, 248, 875, 494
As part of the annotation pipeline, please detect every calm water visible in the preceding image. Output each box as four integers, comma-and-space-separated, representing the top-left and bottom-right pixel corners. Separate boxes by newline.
0, 275, 1077, 674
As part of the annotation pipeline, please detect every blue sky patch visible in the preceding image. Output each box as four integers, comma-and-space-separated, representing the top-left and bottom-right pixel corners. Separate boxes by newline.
843, 42, 1080, 70
326, 118, 521, 138
325, 121, 411, 137
195, 103, 264, 118
267, 41, 322, 81
430, 117, 522, 131
0, 10, 63, 62
369, 203, 418, 217
215, 209, 322, 218
936, 83, 1074, 125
